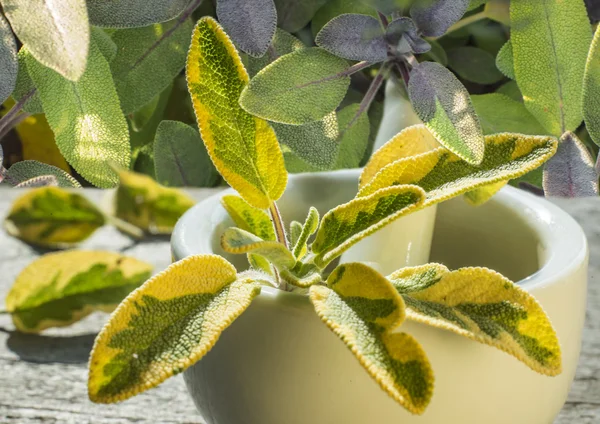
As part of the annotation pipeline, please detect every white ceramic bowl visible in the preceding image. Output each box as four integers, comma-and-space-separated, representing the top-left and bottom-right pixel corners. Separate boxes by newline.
171, 169, 588, 424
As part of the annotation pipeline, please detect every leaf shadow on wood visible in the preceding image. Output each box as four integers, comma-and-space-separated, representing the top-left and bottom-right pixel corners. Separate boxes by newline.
2, 328, 97, 364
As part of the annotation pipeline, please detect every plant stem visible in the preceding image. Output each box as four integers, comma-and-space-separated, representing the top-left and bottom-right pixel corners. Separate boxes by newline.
106, 215, 145, 239
0, 89, 35, 139
435, 11, 487, 38
269, 202, 292, 291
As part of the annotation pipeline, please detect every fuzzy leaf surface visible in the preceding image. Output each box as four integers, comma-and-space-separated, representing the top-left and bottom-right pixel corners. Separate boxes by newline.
543, 132, 599, 197
274, 0, 328, 33
110, 19, 193, 114
359, 133, 557, 206
6, 251, 152, 333
310, 263, 433, 414
447, 46, 503, 85
245, 28, 305, 77
312, 185, 426, 267
389, 264, 562, 375
471, 94, 547, 136
154, 121, 218, 188
0, 13, 17, 104
410, 0, 470, 37
510, 0, 591, 135
2, 0, 89, 81
25, 39, 130, 188
217, 0, 277, 58
292, 207, 319, 259
187, 17, 287, 209
114, 169, 195, 234
239, 47, 351, 125
12, 49, 43, 114
408, 61, 484, 165
221, 227, 296, 270
5, 161, 80, 188
334, 103, 371, 169
87, 0, 189, 28
583, 25, 600, 147
221, 195, 275, 241
315, 14, 387, 63
13, 176, 59, 188
496, 41, 514, 80
5, 187, 105, 248
88, 255, 261, 403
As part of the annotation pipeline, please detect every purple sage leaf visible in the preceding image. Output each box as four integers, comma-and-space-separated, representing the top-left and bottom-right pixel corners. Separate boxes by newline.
316, 13, 388, 63
217, 0, 277, 57
543, 132, 599, 197
410, 0, 470, 37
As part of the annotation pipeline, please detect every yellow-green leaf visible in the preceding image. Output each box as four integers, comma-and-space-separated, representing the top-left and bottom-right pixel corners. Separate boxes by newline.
221, 194, 275, 241
88, 255, 261, 403
312, 185, 426, 267
4, 187, 105, 248
221, 227, 296, 270
359, 133, 558, 207
388, 264, 562, 376
583, 24, 600, 147
309, 263, 433, 414
5, 251, 152, 333
114, 169, 195, 234
292, 207, 319, 259
360, 124, 439, 190
471, 93, 548, 136
510, 0, 592, 135
496, 41, 514, 80
186, 17, 287, 209
464, 180, 507, 206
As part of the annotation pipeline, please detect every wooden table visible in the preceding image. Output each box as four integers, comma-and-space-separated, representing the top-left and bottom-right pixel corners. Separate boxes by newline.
0, 189, 598, 423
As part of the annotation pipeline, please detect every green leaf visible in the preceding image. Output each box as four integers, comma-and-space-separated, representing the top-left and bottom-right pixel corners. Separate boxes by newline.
496, 40, 514, 80
496, 80, 522, 102
239, 47, 351, 125
289, 220, 303, 246
309, 262, 433, 414
422, 39, 448, 66
110, 19, 193, 114
114, 169, 196, 234
292, 207, 319, 259
13, 175, 59, 188
334, 103, 371, 169
246, 29, 305, 77
187, 17, 287, 209
388, 263, 562, 376
221, 195, 275, 241
129, 84, 173, 149
359, 133, 558, 206
408, 61, 485, 165
221, 227, 296, 270
87, 0, 189, 28
88, 255, 261, 403
5, 160, 81, 188
154, 120, 219, 188
130, 95, 160, 132
447, 46, 504, 85
484, 0, 510, 26
543, 132, 599, 197
4, 187, 105, 248
311, 0, 377, 37
12, 49, 43, 114
25, 38, 130, 188
1, 0, 89, 81
92, 27, 118, 62
5, 251, 152, 333
510, 0, 592, 135
0, 13, 17, 104
274, 0, 328, 33
583, 25, 600, 147
312, 185, 426, 267
471, 94, 547, 135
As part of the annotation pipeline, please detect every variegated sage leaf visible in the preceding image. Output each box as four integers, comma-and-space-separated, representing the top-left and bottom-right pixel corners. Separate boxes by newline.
0, 13, 17, 104
154, 121, 219, 188
309, 262, 433, 414
4, 187, 105, 248
25, 37, 130, 188
463, 180, 507, 206
408, 61, 485, 165
1, 0, 89, 81
543, 132, 599, 198
114, 169, 195, 235
221, 195, 275, 241
88, 255, 261, 403
5, 161, 81, 188
410, 0, 470, 37
87, 0, 189, 28
510, 0, 591, 135
217, 0, 277, 58
388, 264, 562, 376
14, 175, 59, 188
583, 25, 600, 147
274, 0, 328, 33
187, 17, 287, 209
110, 19, 193, 114
292, 207, 319, 259
359, 133, 557, 206
360, 124, 439, 189
312, 185, 426, 267
471, 94, 547, 136
6, 251, 152, 333
221, 227, 296, 270
239, 47, 351, 125
315, 14, 388, 63
447, 46, 503, 85
496, 41, 514, 80
246, 29, 305, 77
